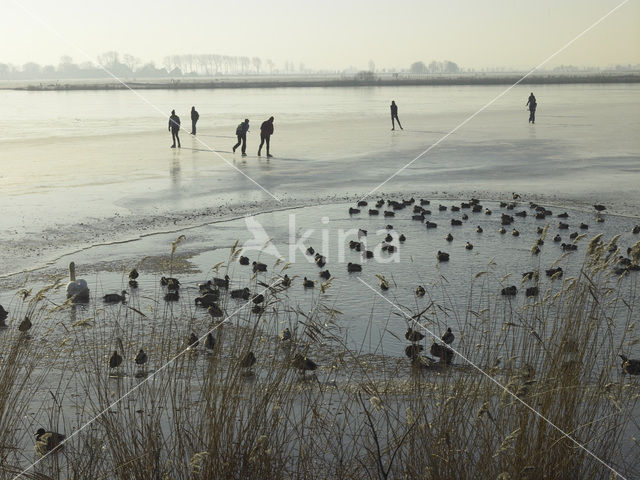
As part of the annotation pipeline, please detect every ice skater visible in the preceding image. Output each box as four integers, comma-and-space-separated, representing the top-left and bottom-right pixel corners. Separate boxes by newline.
169, 110, 181, 148
390, 100, 403, 130
526, 93, 537, 124
190, 106, 199, 135
233, 119, 250, 156
258, 116, 274, 157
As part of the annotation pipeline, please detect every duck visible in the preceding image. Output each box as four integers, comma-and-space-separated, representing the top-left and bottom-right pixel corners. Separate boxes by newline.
376, 199, 385, 208
358, 228, 368, 237
160, 277, 180, 290
239, 351, 257, 370
412, 214, 425, 221
385, 233, 393, 242
532, 246, 541, 256
445, 233, 453, 242
383, 211, 395, 217
109, 350, 123, 369
199, 280, 215, 293
230, 287, 251, 300
281, 274, 291, 287
319, 270, 331, 280
593, 204, 606, 212
405, 327, 425, 342
632, 225, 640, 234
34, 429, 66, 458
357, 200, 368, 207
66, 262, 90, 302
347, 263, 362, 272
476, 226, 483, 233
399, 234, 406, 242
596, 215, 605, 223
368, 209, 379, 215
545, 267, 563, 278
134, 348, 148, 366
204, 333, 216, 350
164, 291, 180, 302
526, 286, 539, 297
580, 223, 589, 230
441, 327, 454, 345
306, 246, 315, 255
0, 304, 8, 328
451, 219, 462, 226
536, 226, 544, 234
213, 275, 230, 288
512, 229, 520, 237
438, 205, 447, 211
472, 204, 483, 213
103, 291, 127, 304
562, 243, 578, 252
415, 285, 426, 297
348, 207, 360, 214
207, 303, 224, 318
498, 227, 506, 234
569, 232, 579, 240
128, 269, 139, 288
379, 277, 390, 290
465, 242, 473, 250
553, 235, 562, 242
522, 271, 538, 281
501, 214, 513, 225
292, 353, 318, 377
314, 254, 326, 268
430, 342, 455, 364
501, 285, 517, 296
413, 205, 423, 214
239, 256, 250, 265
280, 327, 292, 342
252, 294, 265, 304
405, 344, 424, 359
515, 210, 527, 218
461, 213, 469, 220
436, 251, 449, 262
461, 202, 471, 209
451, 205, 460, 212
425, 221, 437, 229
484, 208, 492, 215
188, 333, 199, 348
558, 212, 569, 218
420, 199, 431, 206
252, 261, 267, 273
559, 222, 569, 230
303, 277, 315, 288
195, 291, 220, 307
18, 316, 32, 332
385, 224, 394, 230
619, 354, 640, 375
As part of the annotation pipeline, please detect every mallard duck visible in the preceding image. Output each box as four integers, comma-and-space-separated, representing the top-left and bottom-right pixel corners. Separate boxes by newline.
134, 348, 148, 366
164, 291, 180, 302
0, 304, 8, 328
465, 242, 473, 250
498, 227, 506, 234
553, 235, 562, 242
445, 233, 453, 242
501, 285, 517, 296
103, 291, 127, 304
347, 263, 362, 272
109, 350, 122, 369
208, 303, 224, 318
280, 327, 292, 342
319, 270, 331, 280
437, 251, 449, 262
35, 429, 66, 458
451, 219, 462, 226
281, 274, 291, 287
292, 353, 318, 377
230, 287, 251, 300
515, 210, 527, 218
18, 316, 32, 332
160, 276, 180, 289
426, 221, 437, 229
512, 229, 520, 237
314, 254, 326, 268
441, 327, 454, 345
438, 205, 447, 211
405, 344, 424, 359
303, 277, 315, 288
461, 213, 469, 220
526, 286, 539, 297
213, 275, 230, 288
252, 294, 265, 305
476, 226, 483, 233
239, 256, 250, 265
415, 285, 426, 297
188, 333, 199, 348
357, 200, 368, 207
252, 261, 267, 273
558, 212, 569, 218
430, 342, 455, 364
66, 262, 90, 302
128, 268, 139, 280
451, 205, 460, 212
399, 234, 406, 242
199, 281, 214, 293
559, 222, 569, 230
593, 204, 606, 212
405, 327, 425, 342
384, 211, 395, 217
239, 351, 256, 370
580, 223, 588, 230
348, 207, 360, 214
420, 199, 430, 206
619, 354, 640, 375
368, 209, 379, 215
195, 291, 220, 307
204, 333, 216, 350
569, 232, 578, 240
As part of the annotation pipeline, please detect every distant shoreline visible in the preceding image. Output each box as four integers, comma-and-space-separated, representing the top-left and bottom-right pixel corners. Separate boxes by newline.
5, 73, 640, 91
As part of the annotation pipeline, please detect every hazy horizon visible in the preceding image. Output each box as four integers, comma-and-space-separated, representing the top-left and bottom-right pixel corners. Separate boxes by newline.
3, 0, 639, 73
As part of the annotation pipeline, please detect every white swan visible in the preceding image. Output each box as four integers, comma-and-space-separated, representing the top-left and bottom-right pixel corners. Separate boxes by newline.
66, 262, 90, 302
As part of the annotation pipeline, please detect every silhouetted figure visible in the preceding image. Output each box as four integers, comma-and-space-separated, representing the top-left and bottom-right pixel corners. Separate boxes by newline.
190, 106, 199, 135
390, 100, 403, 130
233, 119, 250, 156
258, 116, 274, 157
168, 110, 181, 148
526, 93, 537, 124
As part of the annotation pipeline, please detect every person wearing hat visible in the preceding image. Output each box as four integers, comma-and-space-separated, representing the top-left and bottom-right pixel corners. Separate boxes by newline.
233, 118, 250, 156
168, 109, 181, 148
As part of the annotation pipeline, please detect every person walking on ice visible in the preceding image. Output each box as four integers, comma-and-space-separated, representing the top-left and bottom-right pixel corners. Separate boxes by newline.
526, 92, 537, 124
169, 110, 181, 148
258, 116, 274, 157
233, 119, 250, 156
390, 100, 403, 130
190, 106, 199, 135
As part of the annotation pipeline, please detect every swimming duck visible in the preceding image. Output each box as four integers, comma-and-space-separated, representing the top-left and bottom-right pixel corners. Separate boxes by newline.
569, 232, 579, 240
0, 304, 8, 328
545, 267, 563, 278
558, 222, 569, 230
512, 229, 519, 237
314, 254, 326, 267
437, 251, 449, 262
525, 286, 539, 297
558, 212, 569, 218
364, 250, 374, 259
536, 227, 544, 234
596, 215, 605, 223
501, 285, 517, 296
385, 233, 393, 242
413, 205, 423, 214
252, 261, 267, 273
472, 204, 483, 213
160, 277, 180, 290
532, 246, 540, 255
204, 333, 216, 350
515, 210, 527, 218
134, 348, 148, 366
498, 227, 506, 234
368, 209, 379, 215
195, 291, 220, 307
386, 225, 394, 230
445, 233, 453, 242
415, 285, 426, 297
522, 271, 538, 281
562, 243, 578, 252
461, 202, 471, 209
66, 262, 90, 302
357, 200, 367, 207
420, 199, 430, 206
632, 225, 640, 234
451, 205, 460, 212
553, 235, 562, 242
399, 234, 406, 242
18, 316, 32, 332
379, 277, 390, 290
534, 212, 546, 220
109, 350, 122, 369
207, 303, 224, 318
348, 207, 360, 214
347, 263, 362, 272
405, 344, 424, 359
484, 209, 492, 215
383, 211, 395, 217
188, 333, 199, 348
441, 327, 454, 345
439, 205, 447, 211
280, 327, 292, 342
619, 354, 640, 375
306, 246, 315, 255
103, 291, 127, 304
465, 242, 473, 250
579, 223, 588, 230
319, 270, 331, 280
412, 214, 425, 221
240, 351, 257, 370
430, 342, 455, 364
476, 226, 483, 233
358, 228, 368, 237
501, 214, 514, 225
451, 219, 462, 226
35, 429, 66, 458
292, 353, 318, 377
593, 204, 606, 212
425, 221, 437, 229
303, 277, 315, 288
405, 327, 425, 342
252, 294, 265, 304
230, 287, 251, 300
213, 275, 230, 288
239, 256, 250, 265
128, 268, 139, 280
376, 199, 385, 208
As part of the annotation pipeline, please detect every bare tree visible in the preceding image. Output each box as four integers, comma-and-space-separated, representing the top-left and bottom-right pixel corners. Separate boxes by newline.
123, 54, 140, 72
266, 59, 275, 74
252, 57, 262, 74
240, 56, 250, 74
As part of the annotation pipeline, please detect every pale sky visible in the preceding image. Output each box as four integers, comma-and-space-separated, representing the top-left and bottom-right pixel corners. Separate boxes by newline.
3, 0, 639, 70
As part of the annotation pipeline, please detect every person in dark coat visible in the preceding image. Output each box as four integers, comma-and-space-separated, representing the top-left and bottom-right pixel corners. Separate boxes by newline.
258, 116, 274, 157
233, 119, 250, 156
526, 93, 537, 124
390, 100, 403, 130
168, 110, 181, 148
190, 106, 199, 135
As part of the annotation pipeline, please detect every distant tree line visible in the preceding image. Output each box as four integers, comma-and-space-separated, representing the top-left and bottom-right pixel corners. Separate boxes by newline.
409, 60, 460, 74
